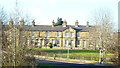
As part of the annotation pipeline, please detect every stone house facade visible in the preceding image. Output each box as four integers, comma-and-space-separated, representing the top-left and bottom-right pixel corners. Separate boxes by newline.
0, 19, 95, 49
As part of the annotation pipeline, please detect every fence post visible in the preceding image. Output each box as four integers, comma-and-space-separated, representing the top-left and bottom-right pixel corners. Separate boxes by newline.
53, 53, 56, 60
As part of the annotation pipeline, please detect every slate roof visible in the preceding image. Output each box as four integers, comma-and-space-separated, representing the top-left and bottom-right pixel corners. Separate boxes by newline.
28, 25, 94, 32
28, 25, 67, 31
0, 25, 95, 32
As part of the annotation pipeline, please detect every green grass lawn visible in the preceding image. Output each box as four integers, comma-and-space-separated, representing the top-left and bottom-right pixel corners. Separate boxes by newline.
27, 48, 114, 62
30, 48, 113, 57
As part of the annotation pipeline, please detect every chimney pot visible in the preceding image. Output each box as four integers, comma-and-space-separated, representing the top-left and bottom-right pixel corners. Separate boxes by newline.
63, 19, 67, 27
52, 20, 55, 27
20, 19, 24, 26
86, 21, 89, 27
32, 20, 35, 27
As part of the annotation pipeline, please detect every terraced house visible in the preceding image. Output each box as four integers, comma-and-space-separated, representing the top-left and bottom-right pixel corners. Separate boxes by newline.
0, 19, 95, 49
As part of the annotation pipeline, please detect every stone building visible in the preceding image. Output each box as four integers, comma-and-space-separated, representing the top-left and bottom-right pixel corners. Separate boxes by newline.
0, 19, 95, 49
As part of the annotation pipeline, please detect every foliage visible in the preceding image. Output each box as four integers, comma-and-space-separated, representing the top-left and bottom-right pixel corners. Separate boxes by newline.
47, 43, 53, 48
55, 17, 63, 25
53, 44, 57, 47
35, 42, 38, 45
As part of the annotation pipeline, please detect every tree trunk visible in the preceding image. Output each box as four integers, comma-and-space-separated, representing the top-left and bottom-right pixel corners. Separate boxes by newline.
99, 49, 103, 64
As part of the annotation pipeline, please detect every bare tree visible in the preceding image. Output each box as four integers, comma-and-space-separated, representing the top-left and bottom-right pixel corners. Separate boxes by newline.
0, 7, 7, 67
90, 9, 114, 64
0, 7, 8, 24
110, 32, 120, 66
0, 20, 3, 67
2, 0, 37, 67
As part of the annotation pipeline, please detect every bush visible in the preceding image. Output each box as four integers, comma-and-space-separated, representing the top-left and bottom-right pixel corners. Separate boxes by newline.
54, 44, 57, 47
48, 43, 53, 48
35, 42, 38, 45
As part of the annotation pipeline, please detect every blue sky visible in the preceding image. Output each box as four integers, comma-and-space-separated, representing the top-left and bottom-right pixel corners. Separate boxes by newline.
0, 0, 119, 29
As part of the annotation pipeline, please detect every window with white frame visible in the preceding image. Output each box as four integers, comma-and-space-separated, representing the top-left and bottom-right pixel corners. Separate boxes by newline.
52, 39, 55, 44
46, 32, 50, 37
31, 39, 34, 44
56, 40, 60, 45
77, 32, 80, 38
77, 40, 80, 46
65, 32, 68, 37
46, 40, 49, 44
57, 32, 61, 37
42, 40, 44, 45
32, 32, 35, 37
65, 40, 68, 46
70, 40, 73, 46
70, 32, 74, 37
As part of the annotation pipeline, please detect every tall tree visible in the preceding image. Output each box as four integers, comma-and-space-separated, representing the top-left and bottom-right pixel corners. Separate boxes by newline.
2, 0, 36, 67
55, 17, 63, 25
90, 9, 114, 64
0, 7, 8, 67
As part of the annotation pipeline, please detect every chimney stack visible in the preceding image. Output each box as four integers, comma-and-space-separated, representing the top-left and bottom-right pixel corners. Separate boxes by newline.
20, 19, 24, 26
63, 19, 67, 27
9, 19, 13, 27
75, 20, 79, 27
86, 21, 89, 27
52, 20, 55, 27
32, 20, 35, 27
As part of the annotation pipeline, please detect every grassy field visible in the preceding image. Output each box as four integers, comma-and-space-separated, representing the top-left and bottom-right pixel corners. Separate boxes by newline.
30, 48, 113, 57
